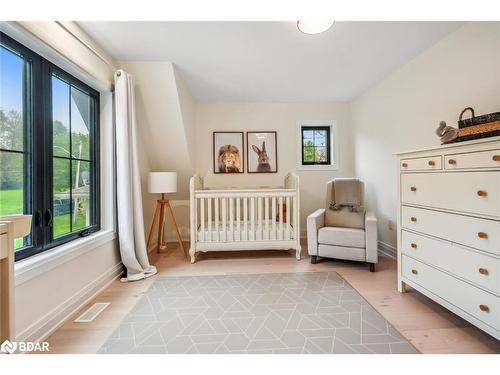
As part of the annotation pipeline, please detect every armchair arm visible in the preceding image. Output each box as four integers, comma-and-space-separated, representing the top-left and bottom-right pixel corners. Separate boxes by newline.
307, 209, 325, 256
365, 211, 378, 264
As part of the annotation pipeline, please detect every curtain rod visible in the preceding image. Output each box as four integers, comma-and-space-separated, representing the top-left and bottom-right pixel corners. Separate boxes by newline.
55, 21, 117, 71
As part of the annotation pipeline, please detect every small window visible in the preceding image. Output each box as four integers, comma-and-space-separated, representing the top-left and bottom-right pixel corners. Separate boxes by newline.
301, 126, 331, 165
296, 121, 337, 171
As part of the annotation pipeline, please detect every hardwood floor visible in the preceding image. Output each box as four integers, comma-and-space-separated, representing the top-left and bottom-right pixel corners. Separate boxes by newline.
45, 242, 500, 354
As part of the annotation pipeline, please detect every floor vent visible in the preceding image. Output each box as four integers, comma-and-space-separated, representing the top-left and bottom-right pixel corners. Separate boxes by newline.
74, 302, 110, 323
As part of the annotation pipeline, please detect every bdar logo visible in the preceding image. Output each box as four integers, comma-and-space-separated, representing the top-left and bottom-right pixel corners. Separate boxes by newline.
1, 340, 17, 354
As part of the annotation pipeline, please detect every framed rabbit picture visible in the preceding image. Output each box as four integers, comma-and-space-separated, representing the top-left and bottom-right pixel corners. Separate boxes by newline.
246, 131, 278, 173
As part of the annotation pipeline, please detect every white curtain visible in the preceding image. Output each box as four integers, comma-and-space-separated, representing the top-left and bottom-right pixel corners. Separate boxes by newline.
114, 70, 157, 282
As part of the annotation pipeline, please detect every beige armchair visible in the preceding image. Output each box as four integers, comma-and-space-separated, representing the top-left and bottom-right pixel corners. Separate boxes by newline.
307, 179, 378, 271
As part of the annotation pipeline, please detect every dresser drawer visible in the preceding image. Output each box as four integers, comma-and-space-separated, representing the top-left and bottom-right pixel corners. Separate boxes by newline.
401, 206, 500, 256
401, 172, 500, 218
445, 149, 500, 170
402, 255, 500, 329
400, 156, 442, 171
402, 230, 500, 293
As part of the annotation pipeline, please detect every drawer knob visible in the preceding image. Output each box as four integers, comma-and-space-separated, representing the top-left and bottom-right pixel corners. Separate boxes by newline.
478, 232, 488, 239
493, 155, 500, 162
410, 243, 417, 249
478, 268, 489, 275
410, 186, 417, 192
479, 304, 490, 313
448, 159, 457, 165
428, 160, 435, 166
477, 190, 487, 197
411, 269, 418, 275
410, 216, 417, 222
402, 162, 408, 168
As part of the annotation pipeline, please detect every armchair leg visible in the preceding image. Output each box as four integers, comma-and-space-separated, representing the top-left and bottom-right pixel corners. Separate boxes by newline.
310, 256, 317, 264
369, 263, 375, 272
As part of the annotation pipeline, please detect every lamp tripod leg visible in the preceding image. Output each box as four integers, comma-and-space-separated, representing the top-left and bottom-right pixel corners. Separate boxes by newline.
157, 201, 167, 253
165, 200, 188, 259
146, 202, 160, 251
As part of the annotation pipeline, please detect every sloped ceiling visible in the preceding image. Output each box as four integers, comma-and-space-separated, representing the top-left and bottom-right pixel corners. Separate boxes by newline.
120, 61, 195, 199
78, 21, 463, 102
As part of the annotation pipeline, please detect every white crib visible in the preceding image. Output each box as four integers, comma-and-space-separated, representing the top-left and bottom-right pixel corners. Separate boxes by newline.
189, 173, 301, 263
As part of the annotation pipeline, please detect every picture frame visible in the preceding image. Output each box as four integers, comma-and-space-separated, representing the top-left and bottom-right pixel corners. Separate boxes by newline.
246, 131, 278, 173
213, 131, 245, 174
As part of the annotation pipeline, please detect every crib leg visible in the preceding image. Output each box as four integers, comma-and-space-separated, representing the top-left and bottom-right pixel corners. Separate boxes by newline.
296, 243, 302, 260
189, 247, 196, 264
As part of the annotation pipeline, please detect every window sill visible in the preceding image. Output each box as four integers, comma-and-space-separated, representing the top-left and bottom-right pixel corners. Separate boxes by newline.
296, 164, 339, 171
15, 229, 117, 286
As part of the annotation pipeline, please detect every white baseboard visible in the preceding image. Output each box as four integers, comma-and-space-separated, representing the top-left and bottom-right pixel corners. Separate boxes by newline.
378, 241, 397, 259
157, 228, 396, 260
16, 262, 123, 343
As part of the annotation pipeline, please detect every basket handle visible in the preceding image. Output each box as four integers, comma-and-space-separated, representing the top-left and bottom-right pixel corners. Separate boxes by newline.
459, 107, 475, 121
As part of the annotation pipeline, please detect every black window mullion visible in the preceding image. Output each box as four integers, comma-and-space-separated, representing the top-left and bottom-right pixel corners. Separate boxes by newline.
91, 94, 100, 229
31, 47, 44, 258
42, 62, 53, 247
68, 82, 73, 234
8, 38, 45, 261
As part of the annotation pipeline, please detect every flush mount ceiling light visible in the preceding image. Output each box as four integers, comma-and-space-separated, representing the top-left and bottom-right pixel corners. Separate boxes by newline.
297, 20, 335, 35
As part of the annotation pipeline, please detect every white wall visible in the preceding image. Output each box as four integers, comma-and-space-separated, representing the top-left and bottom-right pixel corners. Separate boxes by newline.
351, 22, 500, 251
15, 239, 121, 342
194, 102, 354, 234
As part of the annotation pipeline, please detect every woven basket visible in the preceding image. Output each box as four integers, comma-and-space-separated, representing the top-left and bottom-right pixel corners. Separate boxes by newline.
449, 107, 500, 143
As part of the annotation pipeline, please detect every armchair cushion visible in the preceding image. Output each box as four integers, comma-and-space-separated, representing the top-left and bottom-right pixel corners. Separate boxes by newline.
318, 227, 366, 248
325, 208, 365, 229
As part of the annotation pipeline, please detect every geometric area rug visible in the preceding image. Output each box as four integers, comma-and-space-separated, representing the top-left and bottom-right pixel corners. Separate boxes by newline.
98, 272, 418, 354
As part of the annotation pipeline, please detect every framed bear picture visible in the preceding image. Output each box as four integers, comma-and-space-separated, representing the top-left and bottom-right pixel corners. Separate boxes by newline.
213, 132, 245, 174
246, 131, 278, 173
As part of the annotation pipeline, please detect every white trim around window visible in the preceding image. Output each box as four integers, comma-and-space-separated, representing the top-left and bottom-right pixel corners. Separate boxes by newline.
296, 120, 339, 171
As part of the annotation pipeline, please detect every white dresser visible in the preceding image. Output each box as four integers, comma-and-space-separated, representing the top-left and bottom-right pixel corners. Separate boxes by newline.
396, 137, 500, 340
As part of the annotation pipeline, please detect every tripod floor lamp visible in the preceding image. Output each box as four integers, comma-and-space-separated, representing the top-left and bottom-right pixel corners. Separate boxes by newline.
146, 172, 187, 258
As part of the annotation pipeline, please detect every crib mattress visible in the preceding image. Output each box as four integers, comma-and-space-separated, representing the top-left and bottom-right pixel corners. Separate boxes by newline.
197, 219, 295, 242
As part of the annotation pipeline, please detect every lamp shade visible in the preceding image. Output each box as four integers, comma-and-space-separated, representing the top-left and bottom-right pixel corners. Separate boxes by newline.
148, 172, 177, 194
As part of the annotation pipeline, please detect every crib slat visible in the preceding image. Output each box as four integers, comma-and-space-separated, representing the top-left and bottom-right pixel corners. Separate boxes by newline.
250, 197, 255, 241
285, 196, 291, 240
229, 198, 234, 241
279, 196, 284, 240
271, 197, 277, 240
215, 197, 219, 241
207, 198, 212, 242
200, 198, 205, 242
222, 198, 227, 242
243, 198, 248, 241
236, 198, 241, 241
264, 196, 269, 241
258, 197, 264, 240
293, 196, 297, 241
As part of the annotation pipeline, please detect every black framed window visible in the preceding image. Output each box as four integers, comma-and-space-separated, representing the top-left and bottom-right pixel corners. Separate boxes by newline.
301, 126, 331, 165
0, 33, 100, 261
